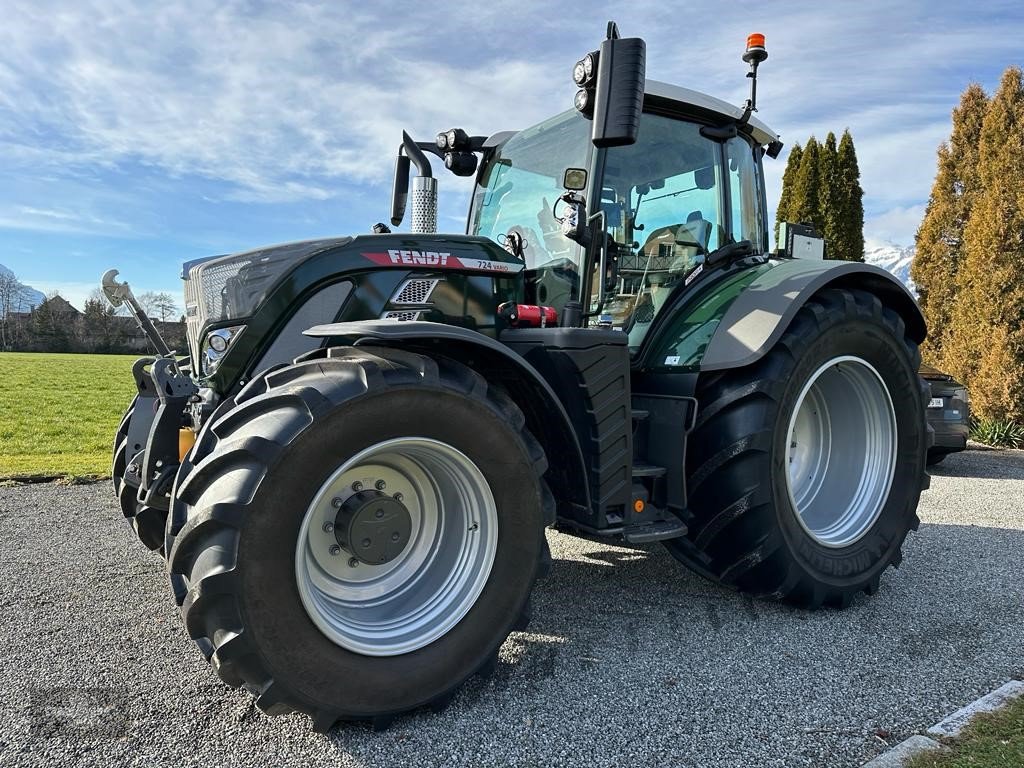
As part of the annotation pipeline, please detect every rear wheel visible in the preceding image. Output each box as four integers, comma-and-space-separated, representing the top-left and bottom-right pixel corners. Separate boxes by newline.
664, 288, 928, 608
166, 347, 552, 729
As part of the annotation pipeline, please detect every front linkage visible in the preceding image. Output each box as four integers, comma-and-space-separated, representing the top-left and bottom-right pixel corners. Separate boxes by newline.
105, 272, 196, 551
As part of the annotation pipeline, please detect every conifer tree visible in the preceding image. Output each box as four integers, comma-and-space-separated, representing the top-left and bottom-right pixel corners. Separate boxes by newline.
817, 132, 841, 259
911, 83, 988, 362
833, 130, 864, 261
774, 142, 802, 244
791, 137, 822, 233
944, 67, 1024, 421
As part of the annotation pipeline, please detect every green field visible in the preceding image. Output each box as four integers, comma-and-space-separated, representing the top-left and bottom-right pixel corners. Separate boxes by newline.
0, 352, 138, 478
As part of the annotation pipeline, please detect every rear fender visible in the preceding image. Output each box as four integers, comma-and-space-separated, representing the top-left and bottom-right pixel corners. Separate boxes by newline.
700, 260, 926, 371
303, 320, 591, 518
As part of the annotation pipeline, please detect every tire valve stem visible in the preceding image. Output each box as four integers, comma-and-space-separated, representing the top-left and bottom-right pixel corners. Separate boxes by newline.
468, 521, 479, 532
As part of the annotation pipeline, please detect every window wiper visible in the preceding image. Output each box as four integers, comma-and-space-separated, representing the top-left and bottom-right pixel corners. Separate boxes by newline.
705, 239, 754, 267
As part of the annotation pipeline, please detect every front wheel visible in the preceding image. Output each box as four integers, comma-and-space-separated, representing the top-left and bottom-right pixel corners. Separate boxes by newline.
664, 288, 928, 608
166, 347, 552, 729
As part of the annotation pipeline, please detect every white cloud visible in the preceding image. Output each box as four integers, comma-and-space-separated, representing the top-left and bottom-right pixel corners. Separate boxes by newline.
0, 1, 567, 205
0, 0, 1021, 249
865, 204, 928, 246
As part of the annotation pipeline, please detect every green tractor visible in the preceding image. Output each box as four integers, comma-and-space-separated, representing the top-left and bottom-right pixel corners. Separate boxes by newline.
104, 25, 929, 731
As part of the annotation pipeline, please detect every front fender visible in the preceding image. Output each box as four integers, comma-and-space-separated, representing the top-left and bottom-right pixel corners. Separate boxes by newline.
304, 320, 591, 518
700, 259, 926, 371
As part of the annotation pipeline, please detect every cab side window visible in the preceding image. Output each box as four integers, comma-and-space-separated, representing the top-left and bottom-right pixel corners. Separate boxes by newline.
725, 137, 764, 252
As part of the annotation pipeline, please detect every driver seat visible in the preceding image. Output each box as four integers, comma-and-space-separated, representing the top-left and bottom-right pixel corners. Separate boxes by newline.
667, 210, 710, 276
680, 210, 711, 252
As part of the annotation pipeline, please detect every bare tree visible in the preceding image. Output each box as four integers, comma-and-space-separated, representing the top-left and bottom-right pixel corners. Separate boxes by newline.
0, 269, 35, 350
137, 290, 180, 321
88, 287, 127, 316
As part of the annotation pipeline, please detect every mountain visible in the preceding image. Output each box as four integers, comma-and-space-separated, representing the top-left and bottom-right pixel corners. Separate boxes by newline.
0, 263, 46, 312
863, 240, 916, 295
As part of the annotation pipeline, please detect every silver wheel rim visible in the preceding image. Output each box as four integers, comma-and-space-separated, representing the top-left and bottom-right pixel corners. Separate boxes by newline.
296, 437, 498, 656
785, 355, 897, 548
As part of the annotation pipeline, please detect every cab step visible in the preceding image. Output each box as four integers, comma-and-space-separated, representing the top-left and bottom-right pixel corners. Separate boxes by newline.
623, 519, 688, 544
631, 462, 666, 479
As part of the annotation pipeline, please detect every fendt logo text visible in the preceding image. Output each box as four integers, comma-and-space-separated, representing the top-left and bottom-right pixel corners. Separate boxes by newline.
387, 249, 451, 266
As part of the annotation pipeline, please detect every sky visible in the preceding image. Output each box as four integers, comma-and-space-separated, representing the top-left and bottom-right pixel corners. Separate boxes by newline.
1, 0, 1021, 310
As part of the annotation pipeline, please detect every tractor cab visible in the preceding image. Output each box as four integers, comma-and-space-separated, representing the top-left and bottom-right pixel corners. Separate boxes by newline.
467, 83, 777, 348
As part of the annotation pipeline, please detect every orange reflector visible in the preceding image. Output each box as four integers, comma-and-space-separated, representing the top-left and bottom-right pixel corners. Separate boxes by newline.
747, 33, 766, 50
633, 499, 645, 513
179, 428, 197, 462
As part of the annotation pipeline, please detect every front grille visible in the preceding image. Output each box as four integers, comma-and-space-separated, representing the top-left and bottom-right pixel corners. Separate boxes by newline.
381, 310, 423, 321
392, 278, 440, 305
183, 277, 202, 368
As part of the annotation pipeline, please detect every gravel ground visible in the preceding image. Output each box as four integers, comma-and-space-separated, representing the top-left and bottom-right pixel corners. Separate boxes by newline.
0, 448, 1022, 768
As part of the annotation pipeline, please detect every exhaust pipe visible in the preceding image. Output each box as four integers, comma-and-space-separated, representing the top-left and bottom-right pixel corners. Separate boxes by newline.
411, 176, 437, 234
391, 132, 437, 234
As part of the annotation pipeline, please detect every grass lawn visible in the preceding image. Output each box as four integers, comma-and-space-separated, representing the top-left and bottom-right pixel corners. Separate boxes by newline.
907, 694, 1024, 768
0, 352, 139, 478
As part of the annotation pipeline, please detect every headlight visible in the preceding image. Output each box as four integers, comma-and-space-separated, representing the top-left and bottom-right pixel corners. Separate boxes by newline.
204, 325, 245, 375
573, 60, 588, 85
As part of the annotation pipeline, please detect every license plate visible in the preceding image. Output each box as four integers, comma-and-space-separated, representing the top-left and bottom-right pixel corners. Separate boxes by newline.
928, 397, 944, 409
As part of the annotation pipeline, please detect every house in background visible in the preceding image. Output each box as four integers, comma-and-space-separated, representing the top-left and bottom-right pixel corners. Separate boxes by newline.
4, 295, 185, 354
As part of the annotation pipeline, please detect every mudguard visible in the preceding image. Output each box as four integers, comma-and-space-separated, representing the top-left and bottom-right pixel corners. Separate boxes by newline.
700, 259, 926, 371
303, 320, 591, 517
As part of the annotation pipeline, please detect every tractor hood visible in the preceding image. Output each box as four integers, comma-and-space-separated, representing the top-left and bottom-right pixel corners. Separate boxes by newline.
182, 232, 525, 387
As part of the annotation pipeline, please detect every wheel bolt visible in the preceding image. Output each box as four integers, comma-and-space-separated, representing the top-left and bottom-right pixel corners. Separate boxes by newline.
375, 479, 386, 490
361, 538, 371, 548
391, 532, 400, 542
331, 497, 343, 508
329, 545, 341, 556
375, 509, 384, 519
348, 557, 359, 568
351, 481, 363, 491
393, 492, 403, 502
322, 521, 335, 533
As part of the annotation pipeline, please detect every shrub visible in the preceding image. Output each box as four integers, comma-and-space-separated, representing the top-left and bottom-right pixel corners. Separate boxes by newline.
970, 417, 1024, 449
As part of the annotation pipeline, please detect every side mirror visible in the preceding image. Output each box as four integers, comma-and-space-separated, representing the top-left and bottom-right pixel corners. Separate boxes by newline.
390, 153, 410, 227
591, 32, 646, 148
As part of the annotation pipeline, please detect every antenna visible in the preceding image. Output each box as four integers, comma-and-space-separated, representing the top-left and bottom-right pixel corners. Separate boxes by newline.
739, 33, 768, 125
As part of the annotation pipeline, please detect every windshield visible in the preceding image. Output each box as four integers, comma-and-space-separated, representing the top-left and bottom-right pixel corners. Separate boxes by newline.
470, 110, 591, 313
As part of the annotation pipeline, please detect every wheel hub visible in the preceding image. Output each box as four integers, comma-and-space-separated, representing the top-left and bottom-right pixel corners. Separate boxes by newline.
785, 355, 897, 548
296, 438, 499, 656
334, 490, 412, 565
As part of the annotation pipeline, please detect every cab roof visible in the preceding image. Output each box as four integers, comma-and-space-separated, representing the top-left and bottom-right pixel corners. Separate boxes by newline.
646, 79, 779, 148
